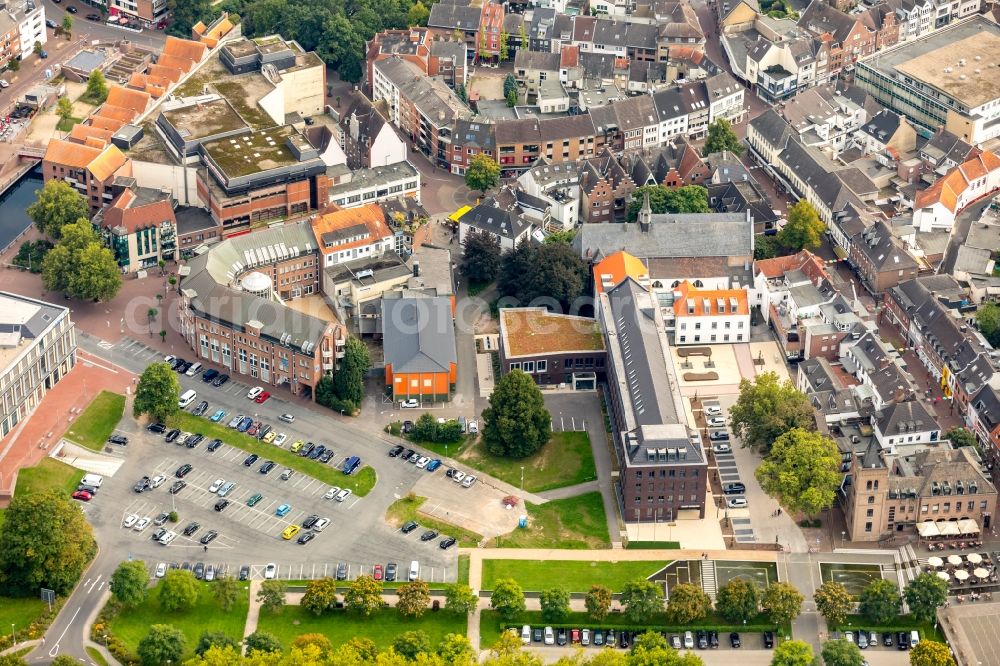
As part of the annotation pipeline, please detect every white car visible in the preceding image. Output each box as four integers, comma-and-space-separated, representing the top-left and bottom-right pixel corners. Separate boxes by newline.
164, 354, 176, 364
400, 398, 419, 408
324, 486, 341, 500
150, 474, 166, 489
415, 456, 430, 469
705, 405, 723, 417
452, 471, 466, 483
273, 433, 287, 446
159, 531, 177, 545
247, 386, 264, 400
683, 631, 694, 649
264, 563, 277, 579
706, 417, 726, 428
155, 562, 167, 578
133, 517, 151, 531
209, 478, 225, 493
335, 489, 352, 502
727, 497, 748, 508
313, 517, 330, 532
461, 475, 477, 488
712, 443, 732, 454
544, 627, 554, 646
123, 514, 139, 528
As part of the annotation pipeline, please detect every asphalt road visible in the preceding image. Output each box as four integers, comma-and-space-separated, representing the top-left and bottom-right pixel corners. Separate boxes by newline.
42, 0, 170, 50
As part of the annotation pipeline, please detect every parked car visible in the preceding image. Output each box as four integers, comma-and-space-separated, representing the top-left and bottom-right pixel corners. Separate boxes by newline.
71, 490, 93, 501
385, 562, 397, 582
275, 503, 291, 517
723, 482, 745, 494
706, 417, 726, 427
278, 413, 295, 423
259, 461, 276, 475
420, 529, 439, 541
200, 530, 218, 545
212, 374, 230, 387
153, 512, 169, 526
763, 632, 775, 649
282, 525, 301, 540
183, 522, 200, 536
227, 415, 243, 428
165, 428, 181, 443
335, 489, 352, 502
155, 562, 167, 577
426, 459, 442, 472
273, 433, 287, 446
169, 480, 186, 494
193, 562, 205, 579
730, 632, 741, 648
202, 369, 219, 382
209, 478, 225, 493
247, 387, 264, 400
239, 565, 250, 581
243, 454, 259, 467
147, 422, 167, 434
214, 499, 230, 511
401, 521, 419, 534
150, 474, 166, 488
247, 493, 263, 507
335, 562, 348, 581
709, 430, 730, 441
297, 531, 316, 545
133, 476, 151, 492
727, 497, 748, 508
439, 536, 457, 549
400, 398, 419, 408
207, 439, 223, 452
123, 514, 138, 528
255, 391, 271, 404
264, 563, 276, 579
712, 443, 731, 453
210, 409, 227, 422
192, 400, 209, 416
108, 434, 128, 445
462, 475, 477, 488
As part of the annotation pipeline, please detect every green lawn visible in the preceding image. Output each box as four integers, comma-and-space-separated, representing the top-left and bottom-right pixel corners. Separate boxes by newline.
64, 391, 126, 451
458, 555, 470, 585
0, 596, 46, 633
385, 495, 483, 547
85, 647, 109, 666
108, 580, 249, 660
841, 614, 945, 643
495, 492, 610, 549
14, 458, 85, 497
481, 560, 667, 593
168, 412, 377, 496
462, 431, 596, 492
256, 605, 468, 651
56, 116, 82, 131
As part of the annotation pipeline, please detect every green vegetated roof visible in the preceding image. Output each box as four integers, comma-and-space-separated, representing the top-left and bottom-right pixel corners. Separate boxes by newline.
162, 97, 249, 140
202, 124, 299, 178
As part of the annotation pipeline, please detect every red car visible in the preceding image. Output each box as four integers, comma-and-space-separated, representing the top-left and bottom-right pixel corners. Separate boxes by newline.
255, 391, 270, 404
373, 564, 383, 581
71, 490, 92, 501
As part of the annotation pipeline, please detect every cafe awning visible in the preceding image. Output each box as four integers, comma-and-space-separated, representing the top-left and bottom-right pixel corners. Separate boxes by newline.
918, 521, 939, 538
958, 518, 980, 534
937, 521, 961, 536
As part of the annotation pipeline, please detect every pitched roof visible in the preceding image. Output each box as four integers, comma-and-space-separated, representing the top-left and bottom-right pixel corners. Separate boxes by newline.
161, 36, 207, 69
311, 203, 393, 255
915, 150, 1000, 213
427, 2, 482, 30
382, 296, 457, 373
594, 251, 649, 294
44, 139, 102, 169
458, 202, 529, 240
575, 211, 752, 260
672, 281, 749, 316
105, 86, 150, 117
101, 186, 176, 234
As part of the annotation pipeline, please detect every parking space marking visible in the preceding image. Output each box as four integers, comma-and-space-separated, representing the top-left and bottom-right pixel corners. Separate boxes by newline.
348, 497, 361, 510
300, 478, 318, 494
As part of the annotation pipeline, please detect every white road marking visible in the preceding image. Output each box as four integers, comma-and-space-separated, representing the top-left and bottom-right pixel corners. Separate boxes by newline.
48, 606, 81, 657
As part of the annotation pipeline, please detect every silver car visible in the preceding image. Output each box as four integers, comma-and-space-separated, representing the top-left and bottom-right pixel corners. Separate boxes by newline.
218, 481, 237, 497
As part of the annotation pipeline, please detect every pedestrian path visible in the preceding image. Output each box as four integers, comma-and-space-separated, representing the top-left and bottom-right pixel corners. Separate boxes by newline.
536, 480, 600, 500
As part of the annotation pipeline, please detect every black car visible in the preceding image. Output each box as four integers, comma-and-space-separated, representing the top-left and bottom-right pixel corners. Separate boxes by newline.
212, 374, 230, 387
108, 434, 128, 445
259, 461, 276, 474
401, 521, 418, 534
557, 629, 568, 647
181, 562, 191, 571
897, 632, 909, 650
402, 420, 414, 433
77, 484, 99, 495
709, 631, 719, 649
308, 445, 325, 460
207, 438, 223, 452
258, 424, 272, 438
169, 357, 186, 370
302, 515, 319, 529
239, 565, 250, 581
763, 632, 775, 649
176, 361, 191, 374
183, 522, 200, 536
85, 12, 101, 20
445, 467, 456, 478
420, 529, 439, 541
389, 445, 404, 457
147, 422, 166, 434
243, 454, 259, 466
200, 530, 218, 545
709, 430, 730, 441
165, 428, 181, 443
401, 448, 415, 462
299, 443, 315, 458
169, 480, 186, 494
618, 631, 629, 649
883, 633, 894, 647
385, 562, 397, 582
697, 631, 708, 649
319, 449, 335, 464
297, 531, 316, 545
185, 434, 204, 448
723, 482, 746, 495
336, 562, 347, 580
202, 369, 219, 382
133, 476, 151, 492
214, 499, 230, 511
192, 401, 209, 416
175, 464, 193, 478
66, 5, 77, 12
193, 562, 205, 579
151, 528, 167, 541
730, 632, 741, 648
533, 628, 543, 643
439, 536, 457, 549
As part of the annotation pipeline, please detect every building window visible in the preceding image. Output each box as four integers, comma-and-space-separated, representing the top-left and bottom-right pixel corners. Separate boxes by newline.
537, 360, 547, 372
865, 521, 873, 532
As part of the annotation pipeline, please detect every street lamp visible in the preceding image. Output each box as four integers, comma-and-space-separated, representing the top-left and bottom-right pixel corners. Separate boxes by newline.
841, 530, 846, 548
520, 466, 525, 490
10, 623, 14, 645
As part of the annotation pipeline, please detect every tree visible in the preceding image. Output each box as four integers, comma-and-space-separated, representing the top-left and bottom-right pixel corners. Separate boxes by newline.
158, 569, 198, 612
518, 21, 528, 53
665, 583, 712, 624
778, 200, 825, 252
302, 577, 339, 616
909, 640, 956, 666
407, 0, 429, 25
821, 639, 864, 666
394, 630, 431, 659
397, 579, 431, 618
771, 639, 814, 666
498, 240, 589, 312
702, 118, 743, 156
344, 574, 383, 616
61, 13, 73, 34
213, 575, 241, 612
944, 426, 977, 449
244, 630, 282, 654
257, 579, 287, 614
110, 560, 149, 606
333, 337, 369, 407
137, 625, 185, 666
343, 637, 379, 662
619, 579, 663, 624
490, 578, 526, 621
858, 579, 901, 626
755, 428, 841, 517
761, 582, 803, 626
503, 73, 517, 99
444, 582, 478, 616
461, 228, 502, 283
539, 587, 571, 623
8, 56, 19, 72
70, 242, 122, 301
976, 301, 1000, 347
543, 229, 576, 245
291, 633, 333, 656
50, 657, 78, 666
27, 180, 88, 239
195, 631, 240, 656
166, 0, 212, 37
56, 97, 73, 121
813, 581, 852, 629
904, 573, 948, 623
438, 633, 475, 663
626, 184, 709, 221
85, 69, 108, 103
455, 82, 468, 104
715, 577, 758, 624
730, 371, 815, 452
133, 362, 180, 422
465, 153, 500, 194
499, 29, 509, 61
0, 490, 96, 595
33, 41, 41, 56
585, 584, 613, 621
506, 89, 518, 107
482, 370, 551, 458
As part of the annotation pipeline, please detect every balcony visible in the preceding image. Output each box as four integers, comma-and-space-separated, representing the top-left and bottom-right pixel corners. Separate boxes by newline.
322, 348, 333, 359
322, 361, 334, 371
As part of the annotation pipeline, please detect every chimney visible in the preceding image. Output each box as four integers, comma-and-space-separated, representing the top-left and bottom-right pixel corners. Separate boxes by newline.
413, 261, 420, 277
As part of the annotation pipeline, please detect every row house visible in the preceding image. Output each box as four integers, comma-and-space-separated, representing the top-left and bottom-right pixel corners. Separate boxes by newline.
852, 109, 917, 157
912, 150, 1000, 232
517, 159, 582, 228
883, 0, 935, 42
581, 150, 637, 223
337, 94, 408, 170
777, 85, 868, 155
848, 221, 919, 296
449, 120, 495, 177
427, 1, 491, 59
365, 28, 467, 93
494, 115, 604, 175
744, 33, 820, 104
797, 0, 897, 80
478, 2, 505, 62
919, 128, 978, 177
969, 385, 1000, 485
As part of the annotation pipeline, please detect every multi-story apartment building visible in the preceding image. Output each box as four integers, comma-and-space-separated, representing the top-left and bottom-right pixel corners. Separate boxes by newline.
797, 0, 898, 81
848, 221, 919, 295
8, 0, 44, 65
311, 203, 396, 268
365, 28, 467, 93
0, 293, 76, 441
93, 177, 180, 273
42, 141, 132, 214
665, 280, 751, 345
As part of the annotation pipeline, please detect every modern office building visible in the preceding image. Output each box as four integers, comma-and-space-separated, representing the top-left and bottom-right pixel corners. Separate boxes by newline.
0, 293, 76, 440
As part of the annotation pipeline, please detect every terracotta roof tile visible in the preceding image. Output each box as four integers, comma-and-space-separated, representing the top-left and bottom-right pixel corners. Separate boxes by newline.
69, 124, 114, 145
311, 203, 393, 255
90, 116, 125, 132
43, 139, 102, 169
106, 86, 150, 117
103, 188, 175, 234
96, 104, 139, 123
88, 145, 128, 182
672, 281, 749, 316
594, 251, 648, 294
162, 37, 207, 68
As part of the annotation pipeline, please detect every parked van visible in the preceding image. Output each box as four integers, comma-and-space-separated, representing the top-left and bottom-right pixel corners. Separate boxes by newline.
909, 631, 919, 648
80, 473, 104, 488
408, 560, 420, 581
185, 362, 203, 377
178, 389, 197, 409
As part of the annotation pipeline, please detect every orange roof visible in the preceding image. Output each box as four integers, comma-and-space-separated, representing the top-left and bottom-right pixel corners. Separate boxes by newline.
754, 249, 828, 281
593, 251, 648, 294
191, 21, 206, 35
162, 36, 207, 67
915, 150, 1000, 213
88, 145, 128, 181
83, 137, 108, 150
672, 281, 749, 316
560, 44, 579, 68
96, 104, 139, 123
311, 204, 393, 255
90, 115, 125, 132
69, 124, 114, 145
207, 17, 233, 39
147, 64, 183, 83
43, 139, 102, 169
105, 86, 150, 117
156, 53, 197, 73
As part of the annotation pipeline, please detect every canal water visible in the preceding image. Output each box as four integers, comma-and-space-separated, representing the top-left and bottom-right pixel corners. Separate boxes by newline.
0, 165, 42, 253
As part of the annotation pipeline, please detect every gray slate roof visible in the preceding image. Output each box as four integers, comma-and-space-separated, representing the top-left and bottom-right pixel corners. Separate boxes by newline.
381, 296, 457, 373
575, 212, 752, 260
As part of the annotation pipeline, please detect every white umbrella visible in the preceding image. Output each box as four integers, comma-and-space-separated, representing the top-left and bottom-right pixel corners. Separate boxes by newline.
968, 553, 983, 564
954, 570, 969, 581
948, 555, 963, 566
974, 567, 990, 579
928, 556, 944, 568
937, 571, 950, 582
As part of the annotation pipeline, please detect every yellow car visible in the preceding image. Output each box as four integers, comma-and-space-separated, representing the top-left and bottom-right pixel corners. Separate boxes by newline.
281, 524, 301, 540
262, 431, 277, 444
290, 440, 304, 453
